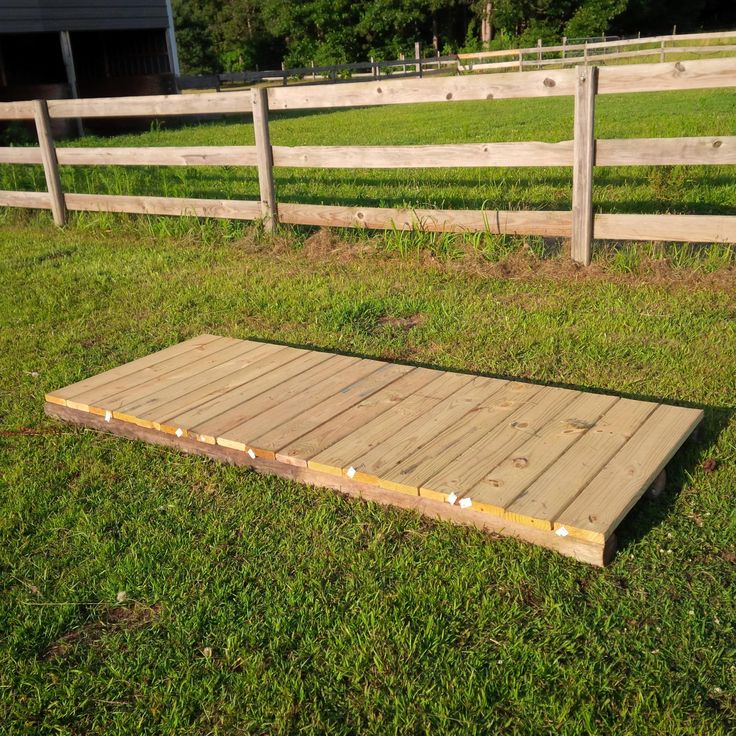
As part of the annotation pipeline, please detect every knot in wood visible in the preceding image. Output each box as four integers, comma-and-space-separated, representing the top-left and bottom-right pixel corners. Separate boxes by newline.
543, 78, 556, 88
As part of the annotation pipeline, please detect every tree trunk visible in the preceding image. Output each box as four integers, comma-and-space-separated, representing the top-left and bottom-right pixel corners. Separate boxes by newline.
432, 13, 439, 51
481, 2, 493, 46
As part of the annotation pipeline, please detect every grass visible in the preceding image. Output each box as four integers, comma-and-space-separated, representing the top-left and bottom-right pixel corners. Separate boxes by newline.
0, 217, 735, 733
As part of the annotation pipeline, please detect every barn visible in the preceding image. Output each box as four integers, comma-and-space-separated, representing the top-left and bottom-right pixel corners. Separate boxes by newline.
0, 0, 180, 109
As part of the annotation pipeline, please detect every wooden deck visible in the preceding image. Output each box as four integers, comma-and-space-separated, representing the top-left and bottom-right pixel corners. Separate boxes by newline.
45, 335, 703, 565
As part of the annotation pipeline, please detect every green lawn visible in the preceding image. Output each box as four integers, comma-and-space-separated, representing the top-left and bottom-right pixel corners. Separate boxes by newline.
0, 217, 734, 733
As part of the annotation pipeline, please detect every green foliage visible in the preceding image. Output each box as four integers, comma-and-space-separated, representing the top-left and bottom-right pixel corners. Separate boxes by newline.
170, 0, 736, 73
565, 0, 629, 39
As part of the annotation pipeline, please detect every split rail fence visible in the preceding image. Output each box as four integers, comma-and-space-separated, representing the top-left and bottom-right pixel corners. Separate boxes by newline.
1, 57, 736, 265
457, 29, 736, 74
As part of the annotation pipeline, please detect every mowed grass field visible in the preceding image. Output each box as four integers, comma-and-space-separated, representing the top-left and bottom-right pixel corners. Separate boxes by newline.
0, 87, 735, 733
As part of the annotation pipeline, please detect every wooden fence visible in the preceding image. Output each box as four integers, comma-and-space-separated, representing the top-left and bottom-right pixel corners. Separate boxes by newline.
180, 50, 457, 91
1, 57, 736, 265
178, 30, 736, 92
457, 29, 736, 74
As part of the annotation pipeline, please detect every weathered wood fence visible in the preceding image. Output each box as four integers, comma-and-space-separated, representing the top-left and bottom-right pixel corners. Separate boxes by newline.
180, 50, 456, 91
459, 29, 736, 74
178, 30, 736, 92
1, 57, 736, 265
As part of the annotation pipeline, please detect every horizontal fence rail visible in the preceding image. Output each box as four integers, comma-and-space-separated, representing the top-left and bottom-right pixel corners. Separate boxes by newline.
1, 57, 736, 263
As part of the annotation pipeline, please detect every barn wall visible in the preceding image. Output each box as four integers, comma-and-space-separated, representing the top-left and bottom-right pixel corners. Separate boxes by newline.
0, 0, 170, 33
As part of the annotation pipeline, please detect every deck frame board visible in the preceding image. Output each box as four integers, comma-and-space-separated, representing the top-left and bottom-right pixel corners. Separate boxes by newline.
44, 335, 703, 565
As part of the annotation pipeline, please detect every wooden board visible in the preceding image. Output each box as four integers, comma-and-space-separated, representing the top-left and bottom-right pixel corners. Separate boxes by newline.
45, 335, 703, 565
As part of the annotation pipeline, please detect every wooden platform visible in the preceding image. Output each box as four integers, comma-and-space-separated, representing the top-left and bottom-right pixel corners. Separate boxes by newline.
45, 335, 703, 566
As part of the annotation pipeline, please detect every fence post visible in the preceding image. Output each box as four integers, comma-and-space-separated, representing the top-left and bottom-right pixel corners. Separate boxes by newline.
562, 36, 567, 59
571, 65, 597, 265
311, 60, 316, 80
518, 50, 523, 71
281, 61, 287, 86
415, 42, 421, 75
660, 39, 665, 62
537, 38, 542, 65
250, 87, 276, 232
33, 99, 66, 227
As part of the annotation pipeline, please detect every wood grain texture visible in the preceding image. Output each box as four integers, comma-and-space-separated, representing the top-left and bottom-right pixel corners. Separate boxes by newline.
274, 367, 441, 467
504, 398, 658, 530
45, 91, 252, 119
596, 136, 736, 166
45, 402, 615, 566
308, 372, 473, 477
0, 190, 52, 209
555, 404, 703, 542
65, 337, 241, 415
272, 141, 574, 168
220, 358, 385, 453
469, 392, 619, 515
45, 334, 223, 406
349, 375, 507, 489
64, 193, 262, 220
593, 213, 736, 243
267, 68, 577, 110
33, 100, 66, 226
251, 87, 277, 230
571, 66, 597, 266
420, 386, 579, 505
278, 203, 573, 236
249, 362, 413, 458
597, 58, 736, 95
377, 381, 539, 496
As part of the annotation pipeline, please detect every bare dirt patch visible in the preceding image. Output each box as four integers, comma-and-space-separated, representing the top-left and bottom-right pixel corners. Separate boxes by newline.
43, 603, 162, 660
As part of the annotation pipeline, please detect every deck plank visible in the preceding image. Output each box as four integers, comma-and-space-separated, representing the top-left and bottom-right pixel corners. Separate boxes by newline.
555, 403, 703, 542
65, 337, 244, 414
250, 362, 414, 459
112, 341, 286, 427
274, 367, 440, 467
470, 392, 619, 515
166, 350, 333, 442
349, 375, 507, 490
152, 344, 296, 433
308, 371, 474, 477
377, 380, 539, 495
45, 334, 222, 406
420, 386, 580, 504
219, 358, 386, 453
503, 397, 658, 529
205, 354, 361, 449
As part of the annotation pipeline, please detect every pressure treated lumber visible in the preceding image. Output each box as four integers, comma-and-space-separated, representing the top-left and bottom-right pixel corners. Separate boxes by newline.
45, 402, 618, 567
45, 336, 703, 565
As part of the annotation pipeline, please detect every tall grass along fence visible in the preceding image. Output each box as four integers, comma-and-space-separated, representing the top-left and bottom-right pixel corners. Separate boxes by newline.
1, 57, 736, 265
